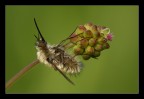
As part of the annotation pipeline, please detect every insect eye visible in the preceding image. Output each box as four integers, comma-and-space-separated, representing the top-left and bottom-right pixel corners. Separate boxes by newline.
37, 40, 46, 47
35, 41, 39, 46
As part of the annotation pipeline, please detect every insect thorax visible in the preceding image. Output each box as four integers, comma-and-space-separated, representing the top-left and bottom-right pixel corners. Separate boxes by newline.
36, 43, 83, 74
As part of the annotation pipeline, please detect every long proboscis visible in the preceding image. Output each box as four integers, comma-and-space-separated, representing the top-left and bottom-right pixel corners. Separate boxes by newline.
34, 18, 45, 41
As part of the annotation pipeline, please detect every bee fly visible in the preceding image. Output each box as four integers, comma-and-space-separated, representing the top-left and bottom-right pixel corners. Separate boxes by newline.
34, 18, 83, 85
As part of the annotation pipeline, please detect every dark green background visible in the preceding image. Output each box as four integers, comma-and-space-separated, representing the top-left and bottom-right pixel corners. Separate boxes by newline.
6, 6, 138, 93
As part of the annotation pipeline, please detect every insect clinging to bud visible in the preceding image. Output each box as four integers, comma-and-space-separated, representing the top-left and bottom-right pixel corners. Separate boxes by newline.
34, 18, 83, 85
34, 19, 113, 85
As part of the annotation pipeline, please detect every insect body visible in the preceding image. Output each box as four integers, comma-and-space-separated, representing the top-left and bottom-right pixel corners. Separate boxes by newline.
34, 18, 83, 85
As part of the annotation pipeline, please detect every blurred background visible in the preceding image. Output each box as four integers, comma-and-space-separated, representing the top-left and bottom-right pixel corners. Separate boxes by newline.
6, 6, 138, 94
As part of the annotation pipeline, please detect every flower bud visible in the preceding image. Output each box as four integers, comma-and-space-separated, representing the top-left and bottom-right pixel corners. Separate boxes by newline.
84, 46, 95, 55
77, 39, 89, 48
75, 25, 86, 33
95, 44, 103, 51
84, 22, 93, 30
97, 36, 107, 44
92, 51, 100, 58
91, 25, 97, 33
100, 33, 104, 36
73, 45, 84, 55
103, 43, 110, 49
89, 38, 97, 46
70, 33, 82, 43
92, 31, 100, 38
75, 25, 86, 37
106, 33, 113, 41
69, 23, 113, 61
83, 30, 93, 38
82, 55, 91, 60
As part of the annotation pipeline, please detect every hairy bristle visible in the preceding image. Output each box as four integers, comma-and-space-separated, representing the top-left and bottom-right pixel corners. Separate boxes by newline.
59, 55, 83, 74
36, 44, 83, 74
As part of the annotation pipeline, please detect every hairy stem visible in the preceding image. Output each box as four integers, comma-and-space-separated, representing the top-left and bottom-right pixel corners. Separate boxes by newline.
6, 59, 40, 89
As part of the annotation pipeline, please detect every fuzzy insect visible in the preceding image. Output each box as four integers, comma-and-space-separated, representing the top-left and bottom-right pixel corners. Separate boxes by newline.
34, 18, 83, 85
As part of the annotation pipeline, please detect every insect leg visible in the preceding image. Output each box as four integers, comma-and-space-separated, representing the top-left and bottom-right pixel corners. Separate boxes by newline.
47, 57, 75, 85
57, 26, 79, 47
53, 64, 75, 85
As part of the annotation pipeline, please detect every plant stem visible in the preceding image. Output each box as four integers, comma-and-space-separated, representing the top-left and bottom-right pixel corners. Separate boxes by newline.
6, 59, 40, 89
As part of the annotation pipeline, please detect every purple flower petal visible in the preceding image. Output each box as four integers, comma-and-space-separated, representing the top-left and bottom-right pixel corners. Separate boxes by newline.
107, 33, 113, 41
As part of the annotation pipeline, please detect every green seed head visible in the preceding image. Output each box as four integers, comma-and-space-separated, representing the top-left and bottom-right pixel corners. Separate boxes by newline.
89, 38, 97, 47
82, 55, 91, 60
73, 45, 84, 55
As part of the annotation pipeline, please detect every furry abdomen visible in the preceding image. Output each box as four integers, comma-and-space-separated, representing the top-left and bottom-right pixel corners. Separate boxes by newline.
36, 44, 83, 74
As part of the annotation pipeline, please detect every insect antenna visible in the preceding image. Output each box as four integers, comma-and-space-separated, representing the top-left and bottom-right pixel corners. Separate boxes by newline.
34, 18, 45, 42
